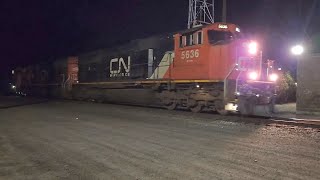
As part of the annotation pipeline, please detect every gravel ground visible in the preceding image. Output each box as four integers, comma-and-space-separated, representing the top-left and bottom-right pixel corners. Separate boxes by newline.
0, 101, 319, 180
0, 96, 47, 109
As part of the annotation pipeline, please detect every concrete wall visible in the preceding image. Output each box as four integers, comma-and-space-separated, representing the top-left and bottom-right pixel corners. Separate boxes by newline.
297, 53, 320, 115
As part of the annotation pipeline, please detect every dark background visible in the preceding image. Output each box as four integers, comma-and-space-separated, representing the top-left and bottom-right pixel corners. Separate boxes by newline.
0, 0, 319, 92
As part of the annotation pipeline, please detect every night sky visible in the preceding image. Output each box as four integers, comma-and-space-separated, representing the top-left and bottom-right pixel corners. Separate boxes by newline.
0, 0, 319, 86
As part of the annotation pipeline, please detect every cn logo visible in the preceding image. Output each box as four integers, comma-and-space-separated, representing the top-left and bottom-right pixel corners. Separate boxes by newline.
110, 56, 131, 77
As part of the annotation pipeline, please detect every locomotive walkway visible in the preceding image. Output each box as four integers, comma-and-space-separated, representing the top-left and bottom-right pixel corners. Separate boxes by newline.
0, 100, 319, 179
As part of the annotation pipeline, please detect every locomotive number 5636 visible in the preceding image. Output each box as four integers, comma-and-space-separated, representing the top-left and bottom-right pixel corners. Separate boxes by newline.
181, 49, 200, 60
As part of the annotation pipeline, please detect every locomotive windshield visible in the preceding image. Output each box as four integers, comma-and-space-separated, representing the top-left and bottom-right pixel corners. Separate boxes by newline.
208, 30, 234, 45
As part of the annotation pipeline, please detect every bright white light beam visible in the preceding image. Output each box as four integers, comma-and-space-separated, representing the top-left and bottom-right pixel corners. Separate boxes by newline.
291, 45, 304, 56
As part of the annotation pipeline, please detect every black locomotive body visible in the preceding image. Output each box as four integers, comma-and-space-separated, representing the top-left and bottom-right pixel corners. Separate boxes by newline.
16, 34, 173, 106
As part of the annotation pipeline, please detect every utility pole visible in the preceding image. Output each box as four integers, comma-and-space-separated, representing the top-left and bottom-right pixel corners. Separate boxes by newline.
222, 0, 227, 22
188, 0, 215, 29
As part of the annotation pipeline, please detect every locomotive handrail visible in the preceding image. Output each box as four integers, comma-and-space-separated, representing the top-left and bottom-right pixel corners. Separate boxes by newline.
64, 75, 71, 89
235, 71, 243, 94
61, 74, 65, 87
223, 64, 237, 100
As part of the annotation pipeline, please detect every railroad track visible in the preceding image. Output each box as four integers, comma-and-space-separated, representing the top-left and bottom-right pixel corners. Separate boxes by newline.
2, 98, 320, 129
269, 117, 320, 128
78, 100, 320, 128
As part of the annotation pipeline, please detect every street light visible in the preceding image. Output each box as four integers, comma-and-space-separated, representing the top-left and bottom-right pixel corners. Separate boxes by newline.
291, 45, 304, 56
290, 44, 304, 93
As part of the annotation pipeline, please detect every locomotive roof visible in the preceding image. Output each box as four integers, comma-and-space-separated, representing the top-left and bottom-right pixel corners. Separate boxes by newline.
77, 33, 174, 58
40, 22, 239, 65
177, 22, 238, 35
77, 23, 238, 57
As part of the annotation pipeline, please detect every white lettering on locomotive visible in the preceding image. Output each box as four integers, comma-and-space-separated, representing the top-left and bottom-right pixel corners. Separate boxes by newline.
181, 49, 200, 60
218, 24, 228, 29
110, 56, 131, 77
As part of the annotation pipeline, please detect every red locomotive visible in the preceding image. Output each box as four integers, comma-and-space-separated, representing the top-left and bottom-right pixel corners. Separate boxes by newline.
13, 23, 278, 116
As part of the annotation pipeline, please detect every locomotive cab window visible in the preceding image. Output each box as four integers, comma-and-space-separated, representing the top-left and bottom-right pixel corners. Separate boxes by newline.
179, 31, 204, 46
189, 34, 194, 45
197, 31, 203, 44
186, 34, 192, 46
179, 36, 184, 47
207, 30, 234, 45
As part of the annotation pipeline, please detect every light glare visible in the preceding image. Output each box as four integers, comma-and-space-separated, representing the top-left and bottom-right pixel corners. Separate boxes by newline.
269, 74, 279, 82
248, 72, 258, 80
248, 42, 258, 55
291, 45, 304, 55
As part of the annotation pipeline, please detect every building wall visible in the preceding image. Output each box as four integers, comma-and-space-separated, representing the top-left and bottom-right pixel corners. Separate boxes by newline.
297, 53, 320, 115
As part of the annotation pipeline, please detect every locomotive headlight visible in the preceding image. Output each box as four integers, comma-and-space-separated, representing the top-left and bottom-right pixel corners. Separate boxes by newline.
248, 42, 258, 55
248, 71, 258, 80
268, 73, 279, 82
